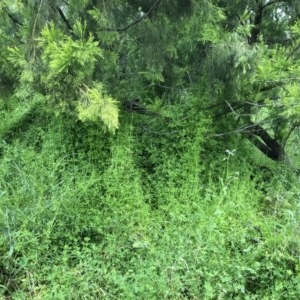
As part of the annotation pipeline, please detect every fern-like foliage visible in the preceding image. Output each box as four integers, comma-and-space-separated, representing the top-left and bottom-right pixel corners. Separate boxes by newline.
38, 21, 102, 84
78, 83, 119, 134
35, 20, 119, 134
7, 46, 35, 84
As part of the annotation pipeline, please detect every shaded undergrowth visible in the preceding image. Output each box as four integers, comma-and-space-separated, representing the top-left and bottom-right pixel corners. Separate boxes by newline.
0, 102, 299, 299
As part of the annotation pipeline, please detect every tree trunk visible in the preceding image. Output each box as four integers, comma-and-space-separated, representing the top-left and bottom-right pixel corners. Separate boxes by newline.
245, 122, 287, 161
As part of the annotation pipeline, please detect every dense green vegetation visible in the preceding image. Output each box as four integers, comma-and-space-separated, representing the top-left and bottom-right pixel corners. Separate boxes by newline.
1, 0, 300, 298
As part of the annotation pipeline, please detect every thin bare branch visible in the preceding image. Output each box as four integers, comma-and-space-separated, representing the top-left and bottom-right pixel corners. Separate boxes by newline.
283, 122, 300, 148
99, 0, 161, 32
286, 43, 300, 61
225, 101, 252, 117
212, 120, 269, 137
31, 0, 44, 58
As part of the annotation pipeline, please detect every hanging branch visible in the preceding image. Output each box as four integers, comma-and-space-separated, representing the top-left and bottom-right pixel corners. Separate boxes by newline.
99, 0, 162, 32
30, 0, 44, 58
32, 0, 44, 40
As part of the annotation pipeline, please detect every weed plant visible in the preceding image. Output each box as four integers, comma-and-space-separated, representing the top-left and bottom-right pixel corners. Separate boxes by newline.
0, 104, 299, 299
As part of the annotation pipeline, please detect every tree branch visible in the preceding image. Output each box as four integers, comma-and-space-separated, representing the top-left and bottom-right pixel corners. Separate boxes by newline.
99, 0, 161, 32
249, 2, 263, 44
225, 101, 252, 117
248, 135, 276, 158
262, 1, 277, 10
286, 43, 300, 61
249, 1, 286, 44
122, 99, 159, 116
283, 122, 300, 148
246, 121, 286, 160
215, 118, 287, 161
258, 82, 285, 92
5, 9, 23, 26
56, 5, 73, 32
213, 121, 267, 136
